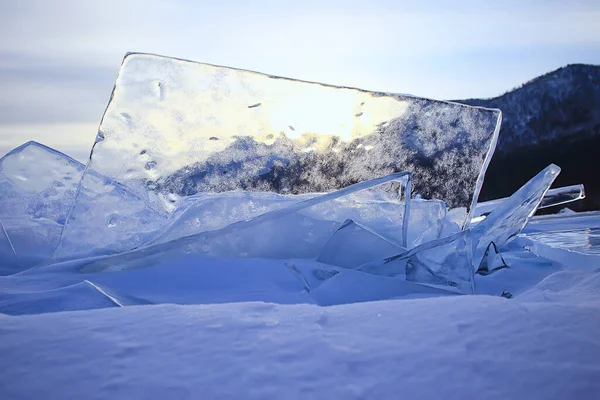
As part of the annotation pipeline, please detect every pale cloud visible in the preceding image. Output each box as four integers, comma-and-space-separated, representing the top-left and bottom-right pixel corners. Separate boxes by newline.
0, 0, 599, 160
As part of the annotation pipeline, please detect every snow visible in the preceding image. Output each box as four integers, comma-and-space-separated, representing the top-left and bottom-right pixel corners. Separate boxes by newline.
2, 273, 600, 399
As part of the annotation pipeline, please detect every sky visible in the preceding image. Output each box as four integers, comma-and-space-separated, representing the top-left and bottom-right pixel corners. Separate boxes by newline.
1, 0, 599, 162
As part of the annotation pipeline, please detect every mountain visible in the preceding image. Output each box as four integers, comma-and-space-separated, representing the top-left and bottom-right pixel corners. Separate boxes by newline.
454, 64, 600, 211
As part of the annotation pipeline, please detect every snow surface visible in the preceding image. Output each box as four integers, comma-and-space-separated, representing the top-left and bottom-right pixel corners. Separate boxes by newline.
1, 270, 600, 399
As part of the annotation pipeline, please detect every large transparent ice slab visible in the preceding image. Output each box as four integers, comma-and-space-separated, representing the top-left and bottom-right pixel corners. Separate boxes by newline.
0, 141, 84, 263
76, 172, 411, 272
59, 52, 501, 258
472, 184, 585, 224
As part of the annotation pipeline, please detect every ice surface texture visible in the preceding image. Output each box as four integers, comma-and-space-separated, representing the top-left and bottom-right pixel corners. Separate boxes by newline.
521, 212, 600, 268
538, 184, 585, 208
59, 52, 500, 258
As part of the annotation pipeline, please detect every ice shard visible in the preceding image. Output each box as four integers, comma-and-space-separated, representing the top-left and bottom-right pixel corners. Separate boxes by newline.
316, 219, 405, 269
144, 191, 305, 246
76, 172, 411, 272
471, 184, 585, 224
0, 219, 15, 251
411, 164, 559, 291
0, 281, 120, 315
405, 199, 447, 248
358, 164, 560, 294
145, 181, 409, 248
0, 141, 84, 263
53, 171, 169, 259
196, 175, 411, 259
539, 184, 585, 209
0, 219, 17, 274
59, 52, 501, 258
471, 164, 561, 264
358, 231, 476, 294
287, 263, 341, 294
405, 232, 475, 293
476, 242, 508, 276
